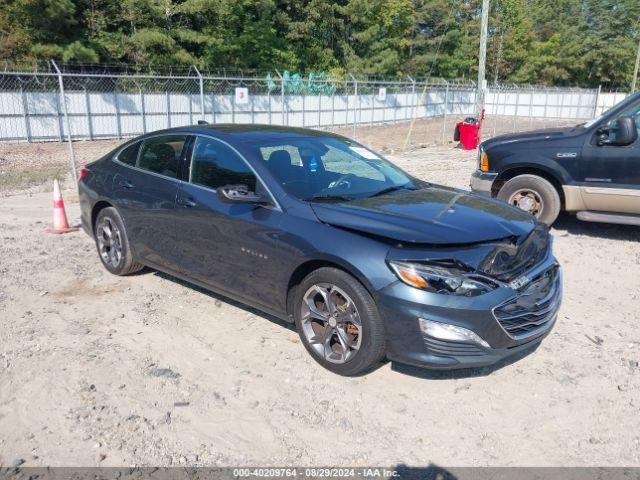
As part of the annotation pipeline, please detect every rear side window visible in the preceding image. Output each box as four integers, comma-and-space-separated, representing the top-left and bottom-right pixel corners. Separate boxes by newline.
190, 136, 257, 191
116, 142, 140, 166
137, 135, 187, 179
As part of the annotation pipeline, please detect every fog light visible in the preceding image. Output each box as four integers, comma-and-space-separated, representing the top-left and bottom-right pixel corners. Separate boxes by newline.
418, 318, 490, 349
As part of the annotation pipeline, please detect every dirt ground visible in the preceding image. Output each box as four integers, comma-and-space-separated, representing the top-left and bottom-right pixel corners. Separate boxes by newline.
0, 128, 639, 467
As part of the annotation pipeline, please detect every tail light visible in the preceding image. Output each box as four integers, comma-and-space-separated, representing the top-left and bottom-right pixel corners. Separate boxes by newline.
78, 168, 88, 183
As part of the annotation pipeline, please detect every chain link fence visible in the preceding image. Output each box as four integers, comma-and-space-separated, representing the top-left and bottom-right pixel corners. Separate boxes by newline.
0, 62, 629, 146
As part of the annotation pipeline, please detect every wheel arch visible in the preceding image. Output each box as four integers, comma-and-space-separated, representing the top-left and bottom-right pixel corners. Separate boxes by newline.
285, 257, 376, 321
91, 200, 115, 234
494, 166, 566, 209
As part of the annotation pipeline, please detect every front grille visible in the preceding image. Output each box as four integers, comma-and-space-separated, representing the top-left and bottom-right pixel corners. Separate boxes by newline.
422, 335, 486, 357
478, 225, 550, 281
494, 266, 561, 339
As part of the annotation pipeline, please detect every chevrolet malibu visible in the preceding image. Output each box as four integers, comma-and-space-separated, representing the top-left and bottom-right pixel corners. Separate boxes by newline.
78, 125, 562, 376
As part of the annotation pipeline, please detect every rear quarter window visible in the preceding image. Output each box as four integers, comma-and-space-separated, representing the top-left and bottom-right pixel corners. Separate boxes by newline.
116, 142, 141, 166
137, 135, 187, 179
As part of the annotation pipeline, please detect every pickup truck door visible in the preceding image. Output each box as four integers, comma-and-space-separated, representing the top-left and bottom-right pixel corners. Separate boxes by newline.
580, 101, 640, 213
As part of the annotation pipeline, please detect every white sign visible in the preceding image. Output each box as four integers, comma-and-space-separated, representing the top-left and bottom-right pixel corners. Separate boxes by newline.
349, 146, 380, 160
235, 87, 249, 105
377, 87, 387, 101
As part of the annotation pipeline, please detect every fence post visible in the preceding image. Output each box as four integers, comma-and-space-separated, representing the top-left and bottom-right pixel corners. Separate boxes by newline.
51, 60, 77, 184
20, 85, 32, 142
393, 85, 398, 124
344, 78, 349, 128
512, 85, 519, 132
302, 85, 306, 127
370, 84, 374, 127
558, 88, 565, 127
492, 85, 498, 137
593, 85, 601, 118
251, 90, 255, 124
211, 91, 216, 124
53, 82, 64, 142
85, 87, 94, 140
528, 87, 534, 128
276, 70, 285, 125
114, 90, 122, 138
331, 89, 335, 127
140, 87, 147, 134
193, 66, 205, 121
441, 81, 449, 144
231, 89, 235, 124
349, 73, 358, 138
166, 90, 171, 128
407, 75, 415, 121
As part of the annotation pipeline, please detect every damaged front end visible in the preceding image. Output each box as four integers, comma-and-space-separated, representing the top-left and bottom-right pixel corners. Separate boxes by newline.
386, 224, 551, 294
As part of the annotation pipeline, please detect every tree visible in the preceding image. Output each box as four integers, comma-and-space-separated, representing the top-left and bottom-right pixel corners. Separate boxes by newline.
0, 0, 638, 88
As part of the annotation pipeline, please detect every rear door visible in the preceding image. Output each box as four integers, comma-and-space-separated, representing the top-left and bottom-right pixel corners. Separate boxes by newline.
580, 99, 640, 213
112, 134, 189, 269
172, 135, 287, 310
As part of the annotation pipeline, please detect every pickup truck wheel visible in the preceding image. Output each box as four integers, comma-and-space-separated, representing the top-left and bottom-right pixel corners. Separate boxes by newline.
497, 174, 561, 225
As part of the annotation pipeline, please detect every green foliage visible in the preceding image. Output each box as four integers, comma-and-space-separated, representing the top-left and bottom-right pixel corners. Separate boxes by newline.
0, 0, 638, 88
63, 41, 100, 63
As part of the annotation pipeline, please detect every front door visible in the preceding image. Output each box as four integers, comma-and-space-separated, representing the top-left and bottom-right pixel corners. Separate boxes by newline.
112, 134, 188, 269
580, 99, 640, 213
172, 135, 286, 311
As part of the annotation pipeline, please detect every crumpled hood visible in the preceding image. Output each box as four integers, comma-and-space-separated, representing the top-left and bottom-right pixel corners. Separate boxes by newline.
310, 185, 536, 245
481, 126, 583, 150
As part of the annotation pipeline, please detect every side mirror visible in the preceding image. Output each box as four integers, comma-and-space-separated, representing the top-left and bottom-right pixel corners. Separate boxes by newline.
217, 184, 268, 204
597, 116, 638, 146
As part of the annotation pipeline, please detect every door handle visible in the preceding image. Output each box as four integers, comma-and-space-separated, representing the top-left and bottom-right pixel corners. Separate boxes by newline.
177, 197, 197, 208
119, 179, 134, 189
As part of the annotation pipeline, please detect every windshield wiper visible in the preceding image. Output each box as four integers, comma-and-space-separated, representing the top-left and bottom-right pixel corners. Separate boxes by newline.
306, 194, 354, 202
368, 184, 415, 198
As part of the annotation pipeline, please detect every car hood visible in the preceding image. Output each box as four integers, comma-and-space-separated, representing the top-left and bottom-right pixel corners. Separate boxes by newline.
481, 126, 584, 150
310, 185, 536, 245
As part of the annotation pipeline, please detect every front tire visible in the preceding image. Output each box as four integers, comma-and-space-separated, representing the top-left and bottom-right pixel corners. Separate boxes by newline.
293, 267, 386, 376
94, 207, 143, 275
497, 174, 561, 225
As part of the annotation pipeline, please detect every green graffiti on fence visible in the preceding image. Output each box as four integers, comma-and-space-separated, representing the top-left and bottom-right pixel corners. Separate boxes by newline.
267, 71, 336, 95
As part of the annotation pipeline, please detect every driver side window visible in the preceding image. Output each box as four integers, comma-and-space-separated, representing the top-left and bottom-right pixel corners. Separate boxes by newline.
190, 137, 257, 191
611, 100, 640, 137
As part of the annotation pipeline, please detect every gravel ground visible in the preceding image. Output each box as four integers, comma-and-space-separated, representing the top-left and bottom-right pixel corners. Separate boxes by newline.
0, 131, 639, 467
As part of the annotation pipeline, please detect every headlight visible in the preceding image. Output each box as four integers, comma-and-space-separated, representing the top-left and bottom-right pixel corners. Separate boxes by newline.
388, 261, 496, 296
478, 147, 490, 172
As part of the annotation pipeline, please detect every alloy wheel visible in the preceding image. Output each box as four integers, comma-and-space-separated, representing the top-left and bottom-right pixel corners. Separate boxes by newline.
300, 283, 362, 364
96, 217, 123, 268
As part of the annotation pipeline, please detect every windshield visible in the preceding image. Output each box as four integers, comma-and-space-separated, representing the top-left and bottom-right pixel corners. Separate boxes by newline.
253, 136, 416, 201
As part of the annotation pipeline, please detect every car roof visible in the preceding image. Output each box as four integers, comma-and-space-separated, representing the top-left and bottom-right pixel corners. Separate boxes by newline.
139, 124, 349, 143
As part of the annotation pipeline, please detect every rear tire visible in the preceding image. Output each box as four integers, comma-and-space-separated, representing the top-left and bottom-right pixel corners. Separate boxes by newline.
94, 207, 143, 275
497, 174, 561, 225
293, 267, 386, 376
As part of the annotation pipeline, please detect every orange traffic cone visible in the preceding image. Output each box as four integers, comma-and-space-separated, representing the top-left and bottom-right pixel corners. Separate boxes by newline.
46, 179, 79, 234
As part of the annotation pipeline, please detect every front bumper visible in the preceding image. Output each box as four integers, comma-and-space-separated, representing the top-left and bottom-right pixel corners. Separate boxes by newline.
377, 254, 561, 370
470, 170, 498, 197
